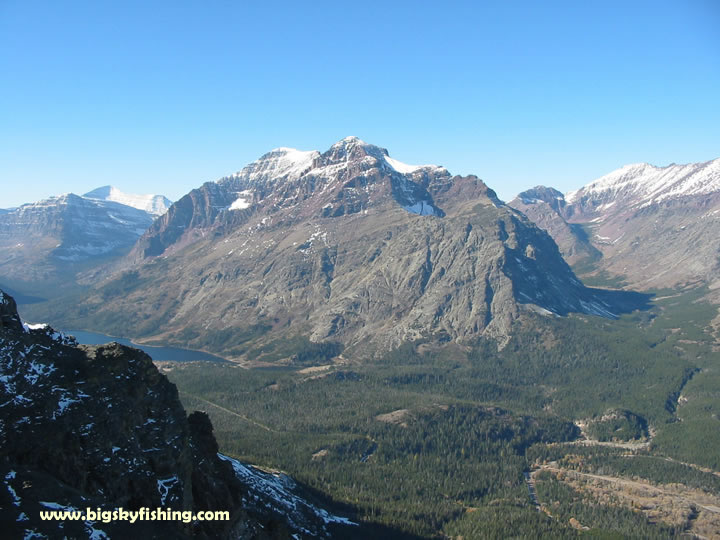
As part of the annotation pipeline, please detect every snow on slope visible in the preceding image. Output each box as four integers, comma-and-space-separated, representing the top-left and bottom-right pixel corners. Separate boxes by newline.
218, 454, 356, 535
84, 186, 172, 216
566, 158, 720, 207
230, 137, 445, 183
231, 148, 321, 185
384, 155, 439, 174
229, 189, 252, 210
224, 137, 445, 217
403, 200, 439, 215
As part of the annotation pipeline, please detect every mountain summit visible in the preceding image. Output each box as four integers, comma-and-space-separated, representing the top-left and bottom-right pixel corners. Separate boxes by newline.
564, 158, 720, 212
72, 138, 647, 360
83, 185, 172, 216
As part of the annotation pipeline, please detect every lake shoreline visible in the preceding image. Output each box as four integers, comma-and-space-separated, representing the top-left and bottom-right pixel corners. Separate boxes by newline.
64, 328, 230, 363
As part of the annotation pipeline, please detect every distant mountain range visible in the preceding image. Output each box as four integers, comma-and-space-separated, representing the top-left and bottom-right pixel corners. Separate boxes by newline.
60, 137, 646, 360
6, 146, 718, 358
0, 187, 170, 294
509, 158, 720, 291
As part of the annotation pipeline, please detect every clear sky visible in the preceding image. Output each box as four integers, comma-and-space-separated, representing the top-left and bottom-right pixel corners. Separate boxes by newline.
1, 0, 719, 207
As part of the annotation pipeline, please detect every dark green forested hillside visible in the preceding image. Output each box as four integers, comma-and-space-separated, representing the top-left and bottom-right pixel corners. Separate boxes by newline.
166, 288, 720, 537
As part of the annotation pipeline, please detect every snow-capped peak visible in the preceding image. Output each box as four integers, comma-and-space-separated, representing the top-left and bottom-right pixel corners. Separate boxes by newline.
230, 138, 445, 187
330, 137, 441, 174
565, 158, 720, 207
83, 186, 172, 216
325, 136, 389, 160
335, 135, 366, 145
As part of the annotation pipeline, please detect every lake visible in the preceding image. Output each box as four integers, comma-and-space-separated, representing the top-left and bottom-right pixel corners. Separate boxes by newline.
65, 329, 229, 363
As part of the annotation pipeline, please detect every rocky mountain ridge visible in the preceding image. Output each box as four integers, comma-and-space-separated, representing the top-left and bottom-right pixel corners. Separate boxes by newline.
510, 186, 601, 267
65, 137, 648, 360
0, 289, 355, 538
509, 158, 720, 292
565, 158, 720, 210
0, 188, 170, 296
132, 136, 451, 261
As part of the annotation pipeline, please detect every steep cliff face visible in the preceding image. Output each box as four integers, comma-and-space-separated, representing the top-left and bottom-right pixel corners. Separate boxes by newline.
0, 290, 354, 538
508, 186, 601, 267
129, 137, 449, 262
67, 137, 647, 360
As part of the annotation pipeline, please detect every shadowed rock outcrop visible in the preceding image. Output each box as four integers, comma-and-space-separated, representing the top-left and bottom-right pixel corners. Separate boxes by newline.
0, 290, 354, 538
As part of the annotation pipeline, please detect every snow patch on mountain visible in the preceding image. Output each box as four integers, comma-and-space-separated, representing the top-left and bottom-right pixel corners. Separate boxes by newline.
84, 186, 172, 216
385, 155, 424, 174
156, 476, 179, 505
229, 190, 253, 210
404, 200, 439, 216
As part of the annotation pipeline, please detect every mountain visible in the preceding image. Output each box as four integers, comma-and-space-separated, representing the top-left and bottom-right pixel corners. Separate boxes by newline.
65, 137, 647, 360
0, 189, 169, 297
509, 186, 601, 267
84, 185, 172, 216
0, 289, 356, 538
509, 158, 720, 292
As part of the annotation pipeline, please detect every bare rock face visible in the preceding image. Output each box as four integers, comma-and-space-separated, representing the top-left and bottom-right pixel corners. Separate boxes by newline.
0, 297, 237, 538
0, 291, 24, 331
509, 187, 601, 267
68, 137, 647, 360
0, 290, 351, 538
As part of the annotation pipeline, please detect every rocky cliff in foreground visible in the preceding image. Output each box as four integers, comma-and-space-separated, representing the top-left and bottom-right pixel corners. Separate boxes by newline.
0, 290, 354, 538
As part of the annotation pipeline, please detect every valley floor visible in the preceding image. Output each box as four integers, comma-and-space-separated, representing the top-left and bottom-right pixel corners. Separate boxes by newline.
158, 287, 720, 538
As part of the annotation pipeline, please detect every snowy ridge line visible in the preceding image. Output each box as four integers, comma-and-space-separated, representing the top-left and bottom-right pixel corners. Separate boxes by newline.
3, 188, 170, 216
225, 136, 442, 187
565, 158, 720, 207
215, 137, 450, 219
384, 154, 440, 174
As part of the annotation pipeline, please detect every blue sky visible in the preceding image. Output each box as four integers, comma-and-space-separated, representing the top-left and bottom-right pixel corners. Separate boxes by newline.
1, 0, 719, 207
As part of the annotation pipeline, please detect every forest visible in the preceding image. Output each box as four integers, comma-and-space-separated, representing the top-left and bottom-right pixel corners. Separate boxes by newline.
164, 288, 720, 537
